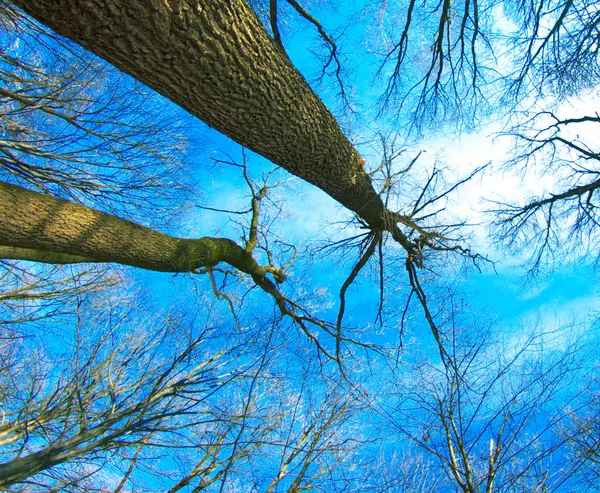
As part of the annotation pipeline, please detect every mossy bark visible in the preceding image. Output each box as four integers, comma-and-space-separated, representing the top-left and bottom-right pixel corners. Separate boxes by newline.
0, 182, 270, 276
12, 0, 389, 229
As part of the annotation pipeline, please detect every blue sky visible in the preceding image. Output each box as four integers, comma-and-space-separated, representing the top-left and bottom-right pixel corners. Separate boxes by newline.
3, 0, 600, 489
123, 1, 600, 486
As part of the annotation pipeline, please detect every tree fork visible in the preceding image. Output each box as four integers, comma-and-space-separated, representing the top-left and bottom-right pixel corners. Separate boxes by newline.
0, 182, 281, 280
10, 0, 391, 230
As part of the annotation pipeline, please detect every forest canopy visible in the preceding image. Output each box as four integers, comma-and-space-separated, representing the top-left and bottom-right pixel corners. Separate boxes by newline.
1, 0, 600, 491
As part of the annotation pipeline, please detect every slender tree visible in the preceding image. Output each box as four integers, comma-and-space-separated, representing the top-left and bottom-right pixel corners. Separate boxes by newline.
380, 313, 595, 492
492, 108, 600, 274
0, 4, 188, 214
0, 276, 375, 491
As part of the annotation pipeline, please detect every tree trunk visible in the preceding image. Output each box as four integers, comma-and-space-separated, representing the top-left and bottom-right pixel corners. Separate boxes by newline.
0, 182, 276, 278
11, 0, 389, 229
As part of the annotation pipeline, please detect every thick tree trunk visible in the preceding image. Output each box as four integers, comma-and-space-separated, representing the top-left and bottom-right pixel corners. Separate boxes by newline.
0, 182, 276, 278
11, 0, 389, 229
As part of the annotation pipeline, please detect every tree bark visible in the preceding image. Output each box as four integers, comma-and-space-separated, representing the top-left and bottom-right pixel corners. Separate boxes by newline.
0, 182, 277, 278
10, 0, 390, 229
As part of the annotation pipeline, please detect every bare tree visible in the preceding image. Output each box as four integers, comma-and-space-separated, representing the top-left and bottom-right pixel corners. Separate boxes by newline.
0, 4, 189, 219
491, 108, 600, 274
7, 0, 600, 271
379, 305, 595, 492
0, 288, 256, 489
567, 372, 600, 491
0, 274, 383, 492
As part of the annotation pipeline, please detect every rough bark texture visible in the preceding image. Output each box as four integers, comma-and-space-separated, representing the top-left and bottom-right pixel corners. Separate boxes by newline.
0, 182, 271, 276
11, 0, 389, 229
0, 246, 99, 264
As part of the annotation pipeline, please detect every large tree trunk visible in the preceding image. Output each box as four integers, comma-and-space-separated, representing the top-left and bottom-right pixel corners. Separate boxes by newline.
0, 182, 278, 279
11, 0, 390, 229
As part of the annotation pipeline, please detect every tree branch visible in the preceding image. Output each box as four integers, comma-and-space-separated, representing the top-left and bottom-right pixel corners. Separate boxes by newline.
0, 181, 285, 284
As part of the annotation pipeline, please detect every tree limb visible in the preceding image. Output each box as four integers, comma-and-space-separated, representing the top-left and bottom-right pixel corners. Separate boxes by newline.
0, 181, 285, 284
